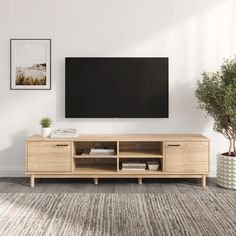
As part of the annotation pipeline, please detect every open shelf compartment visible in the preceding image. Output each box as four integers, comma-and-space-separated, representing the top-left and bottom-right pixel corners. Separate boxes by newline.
119, 157, 163, 174
119, 141, 163, 158
73, 157, 117, 174
73, 141, 117, 158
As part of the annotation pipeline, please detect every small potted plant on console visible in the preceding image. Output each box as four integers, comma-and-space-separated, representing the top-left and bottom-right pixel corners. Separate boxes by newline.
40, 117, 52, 138
195, 57, 236, 189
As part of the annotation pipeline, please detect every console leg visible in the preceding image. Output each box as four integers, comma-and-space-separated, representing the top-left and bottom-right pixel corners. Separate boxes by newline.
202, 175, 206, 188
30, 175, 35, 188
138, 178, 142, 185
94, 178, 98, 185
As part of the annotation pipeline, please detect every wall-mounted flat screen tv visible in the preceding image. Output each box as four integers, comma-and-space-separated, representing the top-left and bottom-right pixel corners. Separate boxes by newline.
65, 57, 168, 118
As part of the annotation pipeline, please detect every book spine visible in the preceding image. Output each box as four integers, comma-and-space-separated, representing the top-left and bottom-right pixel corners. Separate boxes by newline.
122, 168, 146, 171
90, 149, 115, 152
122, 164, 146, 167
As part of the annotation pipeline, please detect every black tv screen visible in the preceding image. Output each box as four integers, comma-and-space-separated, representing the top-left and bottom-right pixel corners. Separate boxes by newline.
65, 57, 168, 118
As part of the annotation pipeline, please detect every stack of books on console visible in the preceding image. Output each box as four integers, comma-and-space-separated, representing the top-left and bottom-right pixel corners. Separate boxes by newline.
122, 161, 146, 171
89, 148, 116, 155
51, 129, 79, 138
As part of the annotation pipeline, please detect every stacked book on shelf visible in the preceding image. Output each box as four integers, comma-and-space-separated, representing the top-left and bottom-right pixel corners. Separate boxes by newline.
89, 148, 116, 156
51, 129, 79, 138
121, 161, 146, 171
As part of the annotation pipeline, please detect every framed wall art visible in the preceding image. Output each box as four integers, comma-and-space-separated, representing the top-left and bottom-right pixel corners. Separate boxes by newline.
10, 39, 51, 90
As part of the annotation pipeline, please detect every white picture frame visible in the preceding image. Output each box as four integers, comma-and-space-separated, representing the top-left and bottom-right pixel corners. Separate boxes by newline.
10, 39, 51, 90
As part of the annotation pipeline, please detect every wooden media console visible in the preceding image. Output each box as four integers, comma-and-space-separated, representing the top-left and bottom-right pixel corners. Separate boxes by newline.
26, 134, 210, 187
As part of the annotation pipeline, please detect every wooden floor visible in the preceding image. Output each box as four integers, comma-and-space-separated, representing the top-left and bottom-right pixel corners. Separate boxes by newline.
0, 178, 235, 194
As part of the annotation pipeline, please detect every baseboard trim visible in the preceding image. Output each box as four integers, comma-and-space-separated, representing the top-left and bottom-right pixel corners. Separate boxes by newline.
0, 166, 25, 177
210, 169, 216, 177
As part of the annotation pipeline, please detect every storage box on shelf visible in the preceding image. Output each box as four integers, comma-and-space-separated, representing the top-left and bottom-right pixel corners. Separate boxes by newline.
26, 134, 210, 187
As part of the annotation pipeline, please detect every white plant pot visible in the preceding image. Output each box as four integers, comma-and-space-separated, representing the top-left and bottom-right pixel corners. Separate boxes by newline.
217, 153, 236, 189
41, 127, 52, 138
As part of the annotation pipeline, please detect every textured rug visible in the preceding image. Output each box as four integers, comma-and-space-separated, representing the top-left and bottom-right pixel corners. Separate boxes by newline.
0, 193, 235, 236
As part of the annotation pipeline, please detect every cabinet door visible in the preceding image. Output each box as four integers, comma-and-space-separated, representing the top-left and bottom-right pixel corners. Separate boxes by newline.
165, 142, 209, 173
27, 142, 71, 172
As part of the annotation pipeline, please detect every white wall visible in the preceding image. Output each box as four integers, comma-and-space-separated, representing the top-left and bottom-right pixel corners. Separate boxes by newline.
0, 0, 235, 177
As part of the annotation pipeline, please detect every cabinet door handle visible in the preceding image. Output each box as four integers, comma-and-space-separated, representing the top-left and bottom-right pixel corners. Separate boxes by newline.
56, 144, 69, 147
168, 144, 180, 147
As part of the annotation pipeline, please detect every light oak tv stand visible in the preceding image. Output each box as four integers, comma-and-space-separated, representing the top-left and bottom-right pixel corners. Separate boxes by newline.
26, 134, 210, 188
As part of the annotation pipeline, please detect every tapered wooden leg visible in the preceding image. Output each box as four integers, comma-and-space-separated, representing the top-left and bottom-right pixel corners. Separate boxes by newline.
94, 178, 98, 185
30, 175, 35, 188
138, 178, 142, 185
202, 175, 206, 188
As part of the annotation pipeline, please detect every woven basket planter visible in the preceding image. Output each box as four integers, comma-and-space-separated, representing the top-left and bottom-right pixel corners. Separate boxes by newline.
217, 154, 236, 189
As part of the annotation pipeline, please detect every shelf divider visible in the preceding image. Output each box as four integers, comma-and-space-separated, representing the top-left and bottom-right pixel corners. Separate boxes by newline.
73, 154, 117, 158
119, 150, 163, 158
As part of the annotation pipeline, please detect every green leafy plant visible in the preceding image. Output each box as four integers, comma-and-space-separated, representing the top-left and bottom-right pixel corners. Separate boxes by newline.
195, 57, 236, 156
40, 117, 52, 128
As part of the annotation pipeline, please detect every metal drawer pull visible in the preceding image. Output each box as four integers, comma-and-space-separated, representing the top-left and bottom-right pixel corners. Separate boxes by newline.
168, 144, 180, 147
56, 144, 69, 147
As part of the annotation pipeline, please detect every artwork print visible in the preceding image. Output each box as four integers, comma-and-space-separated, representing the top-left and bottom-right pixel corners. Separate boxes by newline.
10, 39, 51, 90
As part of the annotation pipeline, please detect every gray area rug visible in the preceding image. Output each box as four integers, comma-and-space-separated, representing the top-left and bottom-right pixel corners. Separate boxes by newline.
0, 193, 235, 236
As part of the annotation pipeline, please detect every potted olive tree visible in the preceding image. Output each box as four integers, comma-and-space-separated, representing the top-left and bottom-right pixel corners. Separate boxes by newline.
40, 117, 52, 138
195, 57, 236, 189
